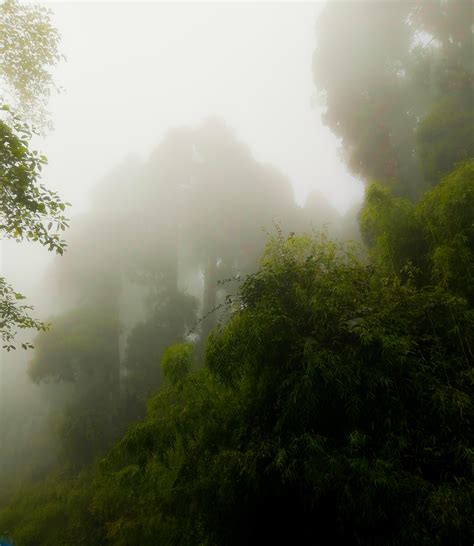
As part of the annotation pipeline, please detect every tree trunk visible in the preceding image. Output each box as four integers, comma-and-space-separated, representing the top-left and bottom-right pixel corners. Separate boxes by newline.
202, 250, 217, 341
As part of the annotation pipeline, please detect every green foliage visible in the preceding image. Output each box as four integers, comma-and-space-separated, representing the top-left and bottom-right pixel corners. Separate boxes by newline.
0, 276, 47, 351
204, 233, 473, 544
313, 1, 420, 197
123, 291, 197, 404
413, 0, 473, 187
28, 306, 119, 385
361, 160, 474, 303
2, 229, 471, 544
0, 470, 104, 546
161, 343, 193, 385
27, 306, 122, 468
91, 365, 235, 546
0, 108, 69, 349
1, 2, 472, 537
0, 0, 61, 129
418, 160, 474, 303
0, 0, 68, 350
417, 101, 474, 186
359, 183, 428, 280
53, 397, 123, 471
0, 107, 69, 251
313, 0, 474, 198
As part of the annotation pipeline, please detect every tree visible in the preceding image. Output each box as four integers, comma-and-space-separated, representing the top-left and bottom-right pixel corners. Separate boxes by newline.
27, 305, 124, 468
131, 128, 194, 298
203, 232, 473, 544
360, 160, 474, 304
69, 232, 469, 545
123, 290, 197, 408
1, 220, 473, 543
313, 0, 473, 199
184, 118, 300, 340
0, 0, 61, 129
313, 1, 420, 198
418, 160, 474, 304
0, 0, 68, 350
413, 0, 474, 186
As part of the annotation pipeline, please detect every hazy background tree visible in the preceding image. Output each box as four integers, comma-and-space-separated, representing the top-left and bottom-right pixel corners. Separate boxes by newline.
0, 0, 68, 350
1, 1, 472, 543
313, 0, 473, 199
183, 118, 301, 339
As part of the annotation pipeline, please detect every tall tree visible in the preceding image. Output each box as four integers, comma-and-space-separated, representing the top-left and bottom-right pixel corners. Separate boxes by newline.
414, 1, 474, 185
185, 118, 299, 339
313, 0, 473, 199
0, 0, 68, 350
46, 157, 145, 420
360, 160, 474, 306
133, 128, 194, 297
27, 305, 123, 468
120, 130, 198, 403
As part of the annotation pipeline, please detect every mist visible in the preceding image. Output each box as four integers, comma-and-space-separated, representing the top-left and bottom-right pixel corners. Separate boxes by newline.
0, 1, 472, 544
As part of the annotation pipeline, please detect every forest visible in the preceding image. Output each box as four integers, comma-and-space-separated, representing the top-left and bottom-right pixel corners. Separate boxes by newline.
0, 0, 473, 544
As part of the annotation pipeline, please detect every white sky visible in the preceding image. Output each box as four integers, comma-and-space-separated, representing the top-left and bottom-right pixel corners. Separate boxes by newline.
41, 1, 363, 213
3, 1, 364, 302
1, 0, 365, 390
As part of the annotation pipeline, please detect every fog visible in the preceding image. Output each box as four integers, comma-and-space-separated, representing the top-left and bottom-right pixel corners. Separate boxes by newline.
2, 1, 364, 327
42, 1, 361, 213
0, 0, 363, 489
2, 0, 471, 542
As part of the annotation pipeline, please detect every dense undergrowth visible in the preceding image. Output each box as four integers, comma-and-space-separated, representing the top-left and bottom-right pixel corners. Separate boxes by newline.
1, 162, 473, 545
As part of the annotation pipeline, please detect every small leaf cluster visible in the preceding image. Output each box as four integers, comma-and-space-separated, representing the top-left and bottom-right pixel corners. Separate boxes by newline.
0, 276, 47, 351
0, 105, 70, 254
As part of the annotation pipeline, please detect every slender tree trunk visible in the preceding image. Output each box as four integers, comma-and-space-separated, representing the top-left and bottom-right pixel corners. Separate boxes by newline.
202, 250, 217, 341
97, 279, 121, 403
165, 227, 179, 298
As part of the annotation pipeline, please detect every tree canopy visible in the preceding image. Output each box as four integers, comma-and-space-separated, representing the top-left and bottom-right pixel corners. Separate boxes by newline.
0, 0, 68, 350
0, 2, 472, 544
313, 0, 473, 199
2, 226, 472, 544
